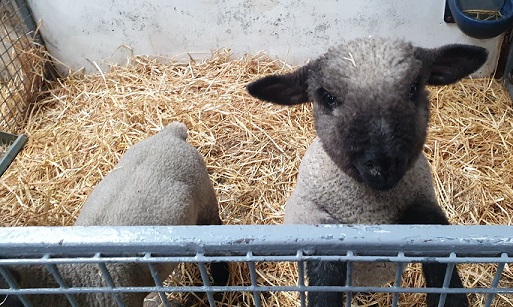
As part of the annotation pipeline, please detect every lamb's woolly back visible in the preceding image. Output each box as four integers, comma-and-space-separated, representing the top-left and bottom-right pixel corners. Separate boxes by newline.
76, 121, 219, 227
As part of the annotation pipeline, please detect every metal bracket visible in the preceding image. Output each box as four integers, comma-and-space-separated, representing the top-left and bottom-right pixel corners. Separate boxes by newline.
444, 0, 455, 23
0, 132, 28, 177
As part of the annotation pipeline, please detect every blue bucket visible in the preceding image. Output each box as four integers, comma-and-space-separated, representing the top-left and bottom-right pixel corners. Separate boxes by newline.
448, 0, 513, 39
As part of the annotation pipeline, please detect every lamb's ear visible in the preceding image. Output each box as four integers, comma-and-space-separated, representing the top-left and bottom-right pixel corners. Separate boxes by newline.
246, 65, 309, 105
421, 44, 488, 85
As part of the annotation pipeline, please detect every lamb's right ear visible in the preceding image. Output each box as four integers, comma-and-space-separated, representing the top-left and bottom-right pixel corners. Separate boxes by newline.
421, 44, 488, 85
246, 66, 309, 105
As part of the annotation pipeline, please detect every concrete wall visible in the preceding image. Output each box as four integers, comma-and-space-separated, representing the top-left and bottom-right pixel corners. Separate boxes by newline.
28, 0, 503, 76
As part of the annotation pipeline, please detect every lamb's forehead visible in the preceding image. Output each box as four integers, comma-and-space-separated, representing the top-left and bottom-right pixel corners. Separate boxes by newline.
316, 38, 422, 87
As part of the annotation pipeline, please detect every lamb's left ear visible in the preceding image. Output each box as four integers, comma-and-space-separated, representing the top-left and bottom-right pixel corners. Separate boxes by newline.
246, 65, 310, 105
421, 44, 488, 85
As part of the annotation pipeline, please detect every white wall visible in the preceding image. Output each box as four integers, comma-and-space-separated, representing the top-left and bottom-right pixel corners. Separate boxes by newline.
28, 0, 502, 76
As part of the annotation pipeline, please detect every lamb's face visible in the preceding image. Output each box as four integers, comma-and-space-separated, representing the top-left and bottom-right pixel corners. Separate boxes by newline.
308, 40, 430, 190
246, 37, 488, 191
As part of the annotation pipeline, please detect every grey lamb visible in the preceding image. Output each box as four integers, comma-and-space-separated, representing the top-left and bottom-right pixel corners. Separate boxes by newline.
247, 37, 488, 307
1, 122, 229, 307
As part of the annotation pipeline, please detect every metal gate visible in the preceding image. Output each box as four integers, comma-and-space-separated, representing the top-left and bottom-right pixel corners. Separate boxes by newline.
1, 224, 512, 307
0, 0, 47, 176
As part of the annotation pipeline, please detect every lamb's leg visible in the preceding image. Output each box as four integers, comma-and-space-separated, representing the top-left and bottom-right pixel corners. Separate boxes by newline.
306, 260, 347, 307
209, 217, 230, 286
398, 200, 468, 307
306, 216, 347, 307
198, 213, 230, 286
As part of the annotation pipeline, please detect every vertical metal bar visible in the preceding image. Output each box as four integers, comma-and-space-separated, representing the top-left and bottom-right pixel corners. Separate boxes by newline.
196, 254, 216, 307
144, 253, 171, 307
345, 250, 353, 307
0, 264, 32, 307
247, 251, 262, 307
13, 0, 60, 81
43, 255, 79, 307
95, 253, 125, 307
437, 252, 456, 307
391, 252, 405, 307
13, 0, 36, 34
484, 253, 507, 307
296, 250, 307, 307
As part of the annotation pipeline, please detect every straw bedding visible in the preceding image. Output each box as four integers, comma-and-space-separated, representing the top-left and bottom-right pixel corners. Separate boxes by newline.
0, 50, 512, 306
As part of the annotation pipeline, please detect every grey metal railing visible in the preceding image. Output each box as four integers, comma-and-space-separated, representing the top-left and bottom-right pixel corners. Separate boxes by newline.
0, 0, 44, 177
0, 225, 512, 307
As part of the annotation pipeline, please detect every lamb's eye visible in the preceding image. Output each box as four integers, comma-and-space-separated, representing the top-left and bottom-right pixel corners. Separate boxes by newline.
408, 82, 418, 99
317, 87, 338, 109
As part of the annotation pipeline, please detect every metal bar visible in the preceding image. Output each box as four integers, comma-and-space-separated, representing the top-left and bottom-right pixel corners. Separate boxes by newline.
391, 252, 405, 307
43, 254, 79, 307
484, 253, 508, 307
247, 252, 262, 307
196, 255, 216, 307
345, 250, 353, 307
0, 133, 28, 176
144, 253, 170, 307
13, 0, 37, 36
437, 252, 456, 307
148, 265, 171, 307
144, 253, 171, 307
95, 254, 125, 307
296, 250, 306, 307
0, 225, 512, 257
0, 265, 32, 306
2, 253, 513, 266
2, 284, 512, 295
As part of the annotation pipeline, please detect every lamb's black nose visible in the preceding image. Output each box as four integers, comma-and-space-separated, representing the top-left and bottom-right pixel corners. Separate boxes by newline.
355, 151, 408, 191
364, 155, 395, 178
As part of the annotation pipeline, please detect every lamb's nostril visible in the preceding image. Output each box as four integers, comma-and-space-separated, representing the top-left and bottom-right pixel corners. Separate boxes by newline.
359, 154, 401, 179
382, 160, 395, 174
368, 157, 394, 176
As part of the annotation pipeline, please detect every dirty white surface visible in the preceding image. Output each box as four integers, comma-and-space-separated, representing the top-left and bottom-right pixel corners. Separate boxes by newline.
28, 0, 502, 76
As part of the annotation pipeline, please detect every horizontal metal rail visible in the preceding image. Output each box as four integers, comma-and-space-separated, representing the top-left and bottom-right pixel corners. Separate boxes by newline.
0, 224, 512, 257
1, 284, 513, 296
1, 253, 512, 265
